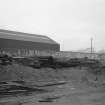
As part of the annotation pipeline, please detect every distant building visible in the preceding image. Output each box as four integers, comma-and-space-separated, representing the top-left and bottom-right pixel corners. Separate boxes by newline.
77, 48, 95, 53
0, 29, 60, 56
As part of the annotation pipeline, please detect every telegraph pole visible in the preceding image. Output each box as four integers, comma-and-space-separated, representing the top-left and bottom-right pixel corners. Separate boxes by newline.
91, 37, 93, 54
90, 37, 93, 59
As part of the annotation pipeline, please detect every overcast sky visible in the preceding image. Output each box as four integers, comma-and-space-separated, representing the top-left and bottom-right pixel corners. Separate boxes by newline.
0, 0, 105, 51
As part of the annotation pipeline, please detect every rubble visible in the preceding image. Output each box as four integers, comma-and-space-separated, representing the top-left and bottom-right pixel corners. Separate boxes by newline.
13, 56, 40, 68
0, 54, 13, 65
0, 54, 103, 69
52, 57, 102, 69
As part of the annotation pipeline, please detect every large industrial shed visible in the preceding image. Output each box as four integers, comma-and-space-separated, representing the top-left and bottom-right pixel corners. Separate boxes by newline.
0, 29, 60, 56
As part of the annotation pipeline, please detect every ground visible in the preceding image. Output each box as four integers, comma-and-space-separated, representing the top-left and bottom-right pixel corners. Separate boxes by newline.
0, 80, 105, 105
0, 64, 105, 105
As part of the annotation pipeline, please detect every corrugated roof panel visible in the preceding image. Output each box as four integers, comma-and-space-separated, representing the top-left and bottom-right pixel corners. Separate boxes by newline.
0, 29, 59, 45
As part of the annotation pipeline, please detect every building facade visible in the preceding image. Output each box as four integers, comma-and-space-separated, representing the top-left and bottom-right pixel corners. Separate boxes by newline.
0, 29, 60, 56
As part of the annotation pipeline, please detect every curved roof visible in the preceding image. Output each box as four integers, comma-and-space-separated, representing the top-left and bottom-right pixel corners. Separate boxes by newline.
0, 29, 59, 45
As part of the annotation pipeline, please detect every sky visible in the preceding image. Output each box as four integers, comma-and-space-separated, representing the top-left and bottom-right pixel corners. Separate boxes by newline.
0, 0, 105, 51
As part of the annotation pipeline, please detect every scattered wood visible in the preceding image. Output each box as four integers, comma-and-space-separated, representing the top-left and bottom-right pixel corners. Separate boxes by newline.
38, 95, 62, 103
0, 83, 48, 96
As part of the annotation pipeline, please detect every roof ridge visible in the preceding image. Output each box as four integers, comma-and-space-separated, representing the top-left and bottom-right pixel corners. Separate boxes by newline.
0, 29, 59, 45
0, 29, 47, 38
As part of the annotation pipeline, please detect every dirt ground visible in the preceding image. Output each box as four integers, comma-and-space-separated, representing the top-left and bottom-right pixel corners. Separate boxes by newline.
0, 64, 105, 105
0, 78, 105, 105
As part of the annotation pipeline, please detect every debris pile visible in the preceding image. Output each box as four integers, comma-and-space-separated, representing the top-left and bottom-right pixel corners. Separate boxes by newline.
13, 56, 40, 68
53, 57, 103, 69
0, 54, 103, 69
0, 54, 13, 65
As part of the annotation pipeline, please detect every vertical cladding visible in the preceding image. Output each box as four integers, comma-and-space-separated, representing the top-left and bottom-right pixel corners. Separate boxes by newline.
0, 38, 60, 51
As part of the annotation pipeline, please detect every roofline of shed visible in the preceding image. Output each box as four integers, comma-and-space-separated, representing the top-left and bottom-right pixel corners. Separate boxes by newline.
0, 29, 60, 45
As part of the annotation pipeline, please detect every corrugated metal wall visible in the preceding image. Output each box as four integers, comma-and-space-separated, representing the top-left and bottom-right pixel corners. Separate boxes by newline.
0, 48, 55, 56
0, 38, 60, 56
0, 38, 60, 51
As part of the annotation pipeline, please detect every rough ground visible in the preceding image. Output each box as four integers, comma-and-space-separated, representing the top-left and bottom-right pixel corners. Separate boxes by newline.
0, 80, 105, 105
0, 64, 105, 105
